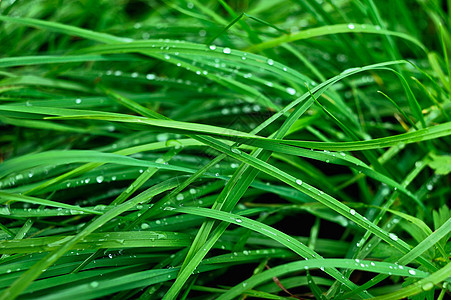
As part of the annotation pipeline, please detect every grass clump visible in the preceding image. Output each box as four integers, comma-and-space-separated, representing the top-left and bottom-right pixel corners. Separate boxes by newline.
0, 0, 450, 299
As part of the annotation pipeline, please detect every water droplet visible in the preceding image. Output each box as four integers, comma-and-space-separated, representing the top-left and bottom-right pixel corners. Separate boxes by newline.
209, 45, 216, 50
426, 184, 433, 191
350, 209, 356, 215
235, 218, 242, 223
223, 48, 231, 54
75, 98, 82, 104
348, 23, 355, 30
422, 282, 434, 291
90, 281, 99, 288
146, 74, 156, 80
141, 223, 150, 229
96, 176, 104, 183
231, 147, 241, 154
286, 87, 296, 95
267, 59, 274, 65
370, 262, 376, 266
176, 194, 184, 201
295, 179, 303, 185
408, 269, 416, 275
389, 233, 398, 241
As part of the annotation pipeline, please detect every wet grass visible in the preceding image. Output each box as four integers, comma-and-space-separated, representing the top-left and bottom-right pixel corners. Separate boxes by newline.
0, 0, 450, 299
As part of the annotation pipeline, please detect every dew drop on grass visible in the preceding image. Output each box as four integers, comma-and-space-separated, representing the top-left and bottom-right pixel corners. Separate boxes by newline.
370, 262, 376, 266
209, 45, 216, 50
426, 184, 433, 191
350, 209, 356, 215
96, 176, 104, 183
146, 74, 156, 80
90, 281, 99, 288
295, 179, 303, 185
389, 233, 398, 241
141, 223, 150, 229
131, 72, 138, 78
176, 194, 184, 201
231, 147, 241, 154
223, 48, 231, 54
267, 59, 274, 65
348, 23, 355, 29
75, 98, 82, 104
422, 282, 434, 291
408, 269, 416, 275
235, 218, 242, 223
286, 87, 296, 95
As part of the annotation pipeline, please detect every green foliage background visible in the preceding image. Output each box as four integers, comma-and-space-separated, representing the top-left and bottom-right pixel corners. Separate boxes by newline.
0, 0, 450, 299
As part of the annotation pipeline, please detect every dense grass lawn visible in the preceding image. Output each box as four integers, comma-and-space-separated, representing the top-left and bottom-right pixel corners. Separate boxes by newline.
0, 0, 450, 299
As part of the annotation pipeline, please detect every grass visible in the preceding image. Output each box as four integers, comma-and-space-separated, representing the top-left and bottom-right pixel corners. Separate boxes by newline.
0, 0, 450, 299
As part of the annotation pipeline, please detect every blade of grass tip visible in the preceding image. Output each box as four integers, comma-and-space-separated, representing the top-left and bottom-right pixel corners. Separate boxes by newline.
378, 91, 418, 130
0, 178, 180, 299
217, 0, 262, 45
308, 217, 321, 250
306, 84, 359, 140
243, 13, 290, 34
205, 12, 244, 46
